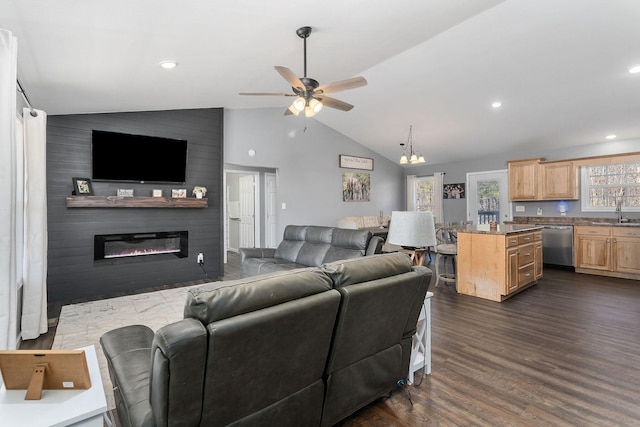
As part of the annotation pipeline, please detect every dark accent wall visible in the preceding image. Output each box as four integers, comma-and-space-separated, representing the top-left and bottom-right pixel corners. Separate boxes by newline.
46, 108, 223, 303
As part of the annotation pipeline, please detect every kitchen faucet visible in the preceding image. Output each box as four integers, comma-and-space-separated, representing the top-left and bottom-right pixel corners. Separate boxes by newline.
616, 189, 628, 223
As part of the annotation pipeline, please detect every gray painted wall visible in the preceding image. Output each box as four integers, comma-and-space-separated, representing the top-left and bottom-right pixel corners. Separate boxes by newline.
224, 108, 405, 239
406, 139, 640, 223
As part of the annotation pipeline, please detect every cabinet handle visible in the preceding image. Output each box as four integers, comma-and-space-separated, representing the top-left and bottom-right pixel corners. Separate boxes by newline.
525, 273, 531, 277
524, 253, 531, 256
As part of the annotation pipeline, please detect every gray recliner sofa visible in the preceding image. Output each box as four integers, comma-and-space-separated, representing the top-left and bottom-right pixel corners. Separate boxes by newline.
239, 225, 384, 277
100, 252, 431, 427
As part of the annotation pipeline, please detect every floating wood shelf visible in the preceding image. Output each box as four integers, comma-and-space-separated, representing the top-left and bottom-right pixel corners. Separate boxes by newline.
66, 196, 208, 208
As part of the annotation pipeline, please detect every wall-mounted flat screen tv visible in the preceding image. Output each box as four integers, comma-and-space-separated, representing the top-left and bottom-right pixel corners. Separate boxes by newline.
92, 130, 188, 184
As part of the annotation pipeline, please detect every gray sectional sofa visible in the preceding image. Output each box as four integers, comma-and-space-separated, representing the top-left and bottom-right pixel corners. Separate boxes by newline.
100, 252, 431, 427
239, 225, 384, 277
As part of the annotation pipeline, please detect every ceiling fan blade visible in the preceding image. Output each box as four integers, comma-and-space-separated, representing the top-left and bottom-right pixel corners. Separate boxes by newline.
274, 66, 306, 92
317, 96, 354, 112
315, 76, 367, 95
239, 92, 295, 96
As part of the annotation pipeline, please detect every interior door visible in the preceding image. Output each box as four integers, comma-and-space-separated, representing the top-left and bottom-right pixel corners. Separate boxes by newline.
265, 173, 278, 248
467, 170, 511, 225
239, 175, 255, 248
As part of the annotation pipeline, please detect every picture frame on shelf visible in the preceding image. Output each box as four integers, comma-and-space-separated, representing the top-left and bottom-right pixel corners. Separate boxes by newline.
172, 188, 187, 198
152, 189, 163, 197
72, 177, 94, 196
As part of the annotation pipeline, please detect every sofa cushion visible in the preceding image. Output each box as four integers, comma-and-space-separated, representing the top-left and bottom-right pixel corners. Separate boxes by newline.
184, 268, 333, 324
322, 252, 413, 287
296, 226, 333, 266
322, 228, 372, 263
274, 225, 307, 262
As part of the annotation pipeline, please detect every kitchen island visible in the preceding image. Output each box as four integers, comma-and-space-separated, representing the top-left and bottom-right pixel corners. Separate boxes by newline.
457, 224, 543, 302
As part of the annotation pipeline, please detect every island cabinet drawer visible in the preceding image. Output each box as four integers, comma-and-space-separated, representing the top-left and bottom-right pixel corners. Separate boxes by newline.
612, 228, 640, 238
519, 264, 535, 286
518, 243, 535, 267
506, 236, 520, 247
533, 231, 542, 241
518, 233, 535, 245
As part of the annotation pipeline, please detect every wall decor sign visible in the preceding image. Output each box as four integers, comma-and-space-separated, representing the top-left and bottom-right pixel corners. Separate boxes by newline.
72, 177, 94, 196
342, 172, 371, 202
339, 155, 374, 171
443, 183, 465, 199
117, 189, 134, 197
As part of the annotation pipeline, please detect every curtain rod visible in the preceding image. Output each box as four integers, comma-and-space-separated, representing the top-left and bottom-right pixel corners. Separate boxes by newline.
16, 79, 38, 117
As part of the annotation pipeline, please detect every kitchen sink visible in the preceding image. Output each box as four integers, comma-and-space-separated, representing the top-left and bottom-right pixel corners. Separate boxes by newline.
590, 222, 640, 227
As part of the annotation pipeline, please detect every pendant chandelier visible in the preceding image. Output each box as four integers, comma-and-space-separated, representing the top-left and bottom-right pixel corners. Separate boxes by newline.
399, 125, 425, 164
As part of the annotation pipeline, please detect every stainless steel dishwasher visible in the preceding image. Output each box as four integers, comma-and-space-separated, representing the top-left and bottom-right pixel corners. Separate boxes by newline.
540, 225, 574, 267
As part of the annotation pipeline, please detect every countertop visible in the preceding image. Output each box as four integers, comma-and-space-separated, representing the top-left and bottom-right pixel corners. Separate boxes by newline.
510, 216, 640, 227
457, 224, 543, 235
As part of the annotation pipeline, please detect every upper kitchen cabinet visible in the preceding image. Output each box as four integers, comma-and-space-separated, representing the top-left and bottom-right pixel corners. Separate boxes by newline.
508, 158, 541, 200
507, 158, 579, 201
539, 160, 579, 200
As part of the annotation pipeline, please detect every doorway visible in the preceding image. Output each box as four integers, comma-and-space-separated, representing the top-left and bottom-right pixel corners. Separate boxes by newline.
224, 169, 278, 263
466, 170, 512, 225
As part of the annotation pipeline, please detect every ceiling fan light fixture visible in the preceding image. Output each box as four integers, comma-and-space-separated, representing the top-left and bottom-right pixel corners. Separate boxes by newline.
292, 97, 306, 112
309, 98, 323, 113
288, 104, 301, 116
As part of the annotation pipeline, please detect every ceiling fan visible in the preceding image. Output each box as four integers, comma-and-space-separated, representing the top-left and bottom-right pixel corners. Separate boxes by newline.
239, 26, 367, 117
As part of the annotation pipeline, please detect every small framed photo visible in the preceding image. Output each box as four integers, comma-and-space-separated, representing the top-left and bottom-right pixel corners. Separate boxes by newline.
72, 177, 94, 196
152, 189, 163, 197
117, 189, 134, 197
172, 188, 187, 198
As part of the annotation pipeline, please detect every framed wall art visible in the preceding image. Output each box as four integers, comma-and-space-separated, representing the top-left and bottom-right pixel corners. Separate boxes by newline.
72, 177, 94, 196
339, 155, 374, 171
443, 183, 465, 199
342, 172, 371, 202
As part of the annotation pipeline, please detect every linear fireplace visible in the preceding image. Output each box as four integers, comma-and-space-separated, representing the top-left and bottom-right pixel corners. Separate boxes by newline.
94, 231, 188, 261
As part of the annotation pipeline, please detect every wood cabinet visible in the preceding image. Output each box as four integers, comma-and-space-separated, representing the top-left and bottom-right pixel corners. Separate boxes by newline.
508, 158, 540, 200
539, 160, 579, 200
458, 228, 543, 302
575, 226, 640, 279
507, 158, 579, 201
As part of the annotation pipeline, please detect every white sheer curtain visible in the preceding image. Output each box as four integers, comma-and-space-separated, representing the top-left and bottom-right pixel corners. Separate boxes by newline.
21, 108, 48, 340
0, 28, 19, 349
406, 174, 416, 210
433, 172, 444, 223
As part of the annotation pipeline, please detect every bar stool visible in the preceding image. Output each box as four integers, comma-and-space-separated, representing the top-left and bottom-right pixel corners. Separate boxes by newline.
435, 227, 457, 289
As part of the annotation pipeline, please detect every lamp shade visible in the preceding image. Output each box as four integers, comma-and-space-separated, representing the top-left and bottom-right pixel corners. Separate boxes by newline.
387, 211, 436, 249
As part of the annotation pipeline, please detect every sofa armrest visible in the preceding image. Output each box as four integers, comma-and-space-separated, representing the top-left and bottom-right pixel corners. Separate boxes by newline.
239, 247, 276, 263
100, 325, 155, 427
150, 318, 208, 427
366, 236, 384, 255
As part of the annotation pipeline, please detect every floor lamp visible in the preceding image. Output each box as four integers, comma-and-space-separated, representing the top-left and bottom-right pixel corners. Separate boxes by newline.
386, 211, 437, 266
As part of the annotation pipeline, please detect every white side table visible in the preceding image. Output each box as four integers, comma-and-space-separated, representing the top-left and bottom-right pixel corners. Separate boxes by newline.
0, 345, 107, 426
409, 291, 433, 384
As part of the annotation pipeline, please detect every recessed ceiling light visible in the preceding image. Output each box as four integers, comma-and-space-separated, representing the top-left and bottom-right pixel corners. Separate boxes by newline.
491, 101, 502, 108
629, 65, 640, 74
605, 134, 617, 140
159, 60, 178, 69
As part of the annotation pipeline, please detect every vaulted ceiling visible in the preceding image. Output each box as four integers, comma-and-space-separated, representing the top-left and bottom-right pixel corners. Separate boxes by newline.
3, 0, 640, 165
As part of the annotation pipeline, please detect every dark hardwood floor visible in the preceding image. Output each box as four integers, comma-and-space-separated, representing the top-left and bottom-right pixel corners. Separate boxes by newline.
22, 253, 640, 426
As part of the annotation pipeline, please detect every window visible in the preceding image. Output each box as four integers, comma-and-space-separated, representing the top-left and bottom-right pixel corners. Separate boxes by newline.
414, 176, 435, 212
581, 161, 640, 212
